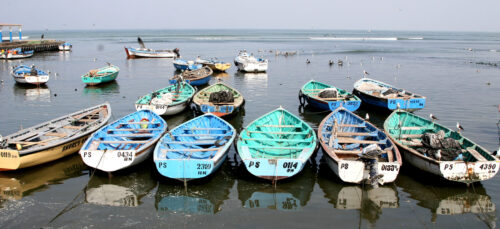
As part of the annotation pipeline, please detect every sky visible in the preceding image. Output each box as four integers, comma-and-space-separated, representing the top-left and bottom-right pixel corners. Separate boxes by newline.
2, 0, 500, 32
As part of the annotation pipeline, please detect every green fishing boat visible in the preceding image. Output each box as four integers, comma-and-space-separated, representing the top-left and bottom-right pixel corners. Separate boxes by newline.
82, 65, 119, 86
192, 82, 244, 117
236, 107, 317, 181
299, 80, 361, 111
135, 81, 195, 116
384, 110, 499, 184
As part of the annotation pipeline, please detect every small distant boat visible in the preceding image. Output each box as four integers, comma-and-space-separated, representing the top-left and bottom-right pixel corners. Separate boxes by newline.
11, 65, 50, 85
135, 81, 196, 116
0, 103, 111, 171
299, 80, 361, 111
353, 78, 425, 111
195, 58, 231, 72
153, 113, 236, 181
234, 51, 268, 72
79, 110, 167, 172
384, 110, 499, 184
192, 82, 244, 117
173, 59, 203, 71
236, 107, 317, 181
81, 64, 119, 86
125, 37, 180, 58
0, 48, 34, 59
169, 66, 212, 86
318, 107, 402, 185
58, 42, 72, 51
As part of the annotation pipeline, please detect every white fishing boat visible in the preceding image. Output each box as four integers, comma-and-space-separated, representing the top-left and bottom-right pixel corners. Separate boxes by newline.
0, 48, 34, 59
124, 37, 180, 58
58, 42, 72, 51
11, 65, 50, 85
234, 51, 268, 72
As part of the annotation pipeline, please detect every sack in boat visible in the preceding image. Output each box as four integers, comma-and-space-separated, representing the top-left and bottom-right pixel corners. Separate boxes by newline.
209, 90, 234, 103
318, 88, 338, 98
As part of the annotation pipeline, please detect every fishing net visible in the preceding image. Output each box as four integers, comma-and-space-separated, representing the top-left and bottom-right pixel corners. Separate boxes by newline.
318, 88, 338, 98
418, 130, 463, 161
209, 90, 234, 103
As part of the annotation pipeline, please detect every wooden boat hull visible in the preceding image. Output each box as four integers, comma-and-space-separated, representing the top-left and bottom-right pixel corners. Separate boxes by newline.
11, 65, 50, 85
205, 62, 231, 72
173, 60, 202, 71
238, 148, 308, 180
0, 52, 33, 59
192, 82, 244, 117
58, 44, 72, 51
135, 102, 188, 116
125, 47, 177, 58
80, 143, 156, 172
169, 67, 213, 86
82, 71, 118, 86
156, 153, 227, 181
12, 75, 49, 85
235, 61, 268, 72
135, 83, 195, 116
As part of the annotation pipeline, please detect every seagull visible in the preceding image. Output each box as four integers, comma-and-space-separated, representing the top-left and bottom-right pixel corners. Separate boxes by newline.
456, 122, 464, 133
329, 60, 334, 66
365, 113, 370, 120
363, 70, 369, 78
306, 59, 311, 64
429, 113, 438, 122
435, 149, 442, 161
396, 103, 401, 110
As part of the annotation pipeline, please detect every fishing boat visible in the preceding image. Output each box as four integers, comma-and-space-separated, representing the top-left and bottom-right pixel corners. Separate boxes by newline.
81, 64, 119, 86
125, 37, 180, 58
135, 81, 195, 116
234, 51, 268, 72
236, 107, 317, 181
192, 82, 244, 117
353, 78, 425, 111
173, 59, 202, 71
58, 42, 72, 51
10, 65, 50, 85
0, 103, 111, 171
79, 110, 167, 172
195, 58, 231, 72
153, 113, 236, 181
0, 48, 34, 59
384, 110, 499, 184
299, 80, 361, 112
169, 66, 212, 86
318, 107, 402, 186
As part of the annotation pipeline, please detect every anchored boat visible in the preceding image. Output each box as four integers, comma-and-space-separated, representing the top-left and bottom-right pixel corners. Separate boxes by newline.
353, 78, 425, 111
173, 59, 202, 71
192, 82, 244, 117
384, 110, 499, 184
125, 37, 179, 58
236, 107, 317, 181
79, 110, 167, 172
0, 48, 34, 59
196, 58, 231, 72
299, 80, 361, 111
0, 103, 111, 171
318, 107, 402, 186
169, 66, 212, 86
58, 42, 72, 51
11, 65, 50, 85
154, 113, 236, 181
81, 64, 119, 86
135, 81, 195, 116
234, 51, 268, 72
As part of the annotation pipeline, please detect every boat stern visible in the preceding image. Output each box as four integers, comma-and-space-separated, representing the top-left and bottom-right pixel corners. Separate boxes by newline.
200, 104, 234, 117
242, 158, 305, 180
155, 159, 217, 180
440, 161, 499, 183
387, 98, 425, 110
336, 160, 365, 184
80, 150, 135, 172
0, 149, 21, 171
376, 162, 400, 184
328, 100, 361, 112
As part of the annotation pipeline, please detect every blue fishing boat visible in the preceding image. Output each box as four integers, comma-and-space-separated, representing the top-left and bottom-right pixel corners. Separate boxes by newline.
299, 80, 361, 111
153, 113, 235, 181
79, 110, 167, 172
11, 65, 50, 85
173, 59, 202, 71
353, 78, 425, 111
0, 48, 34, 59
318, 106, 402, 186
169, 67, 213, 86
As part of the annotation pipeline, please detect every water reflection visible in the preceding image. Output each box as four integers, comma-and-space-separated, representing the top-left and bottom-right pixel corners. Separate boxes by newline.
237, 165, 315, 211
13, 84, 51, 102
0, 154, 86, 200
155, 167, 234, 215
234, 72, 268, 87
58, 51, 71, 61
318, 164, 399, 224
84, 164, 157, 207
83, 81, 120, 95
397, 173, 496, 226
213, 72, 229, 78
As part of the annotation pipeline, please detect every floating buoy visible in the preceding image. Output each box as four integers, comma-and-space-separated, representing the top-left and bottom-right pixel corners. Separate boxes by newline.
54, 93, 57, 97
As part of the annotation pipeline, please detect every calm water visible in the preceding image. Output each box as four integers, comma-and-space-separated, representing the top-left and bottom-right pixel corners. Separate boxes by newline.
0, 30, 499, 228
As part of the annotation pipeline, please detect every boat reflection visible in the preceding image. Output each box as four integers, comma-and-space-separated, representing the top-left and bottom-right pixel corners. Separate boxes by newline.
397, 172, 496, 225
155, 166, 234, 215
0, 154, 86, 200
163, 108, 196, 129
84, 164, 157, 207
237, 164, 315, 211
83, 81, 120, 95
318, 164, 398, 223
13, 84, 51, 102
234, 72, 268, 86
58, 50, 71, 61
213, 72, 229, 78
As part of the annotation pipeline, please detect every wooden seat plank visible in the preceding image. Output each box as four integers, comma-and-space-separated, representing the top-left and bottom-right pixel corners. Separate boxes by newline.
467, 148, 488, 161
161, 147, 221, 152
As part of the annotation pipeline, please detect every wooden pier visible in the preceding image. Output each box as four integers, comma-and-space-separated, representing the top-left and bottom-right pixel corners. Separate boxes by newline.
0, 40, 65, 52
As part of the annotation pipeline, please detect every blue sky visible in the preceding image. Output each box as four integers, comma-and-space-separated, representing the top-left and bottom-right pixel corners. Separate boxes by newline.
3, 0, 500, 32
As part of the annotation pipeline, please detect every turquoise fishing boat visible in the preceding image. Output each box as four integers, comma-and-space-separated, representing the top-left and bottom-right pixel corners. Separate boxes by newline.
236, 107, 317, 181
153, 113, 236, 181
135, 82, 195, 116
299, 80, 361, 111
81, 65, 119, 86
384, 110, 499, 184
